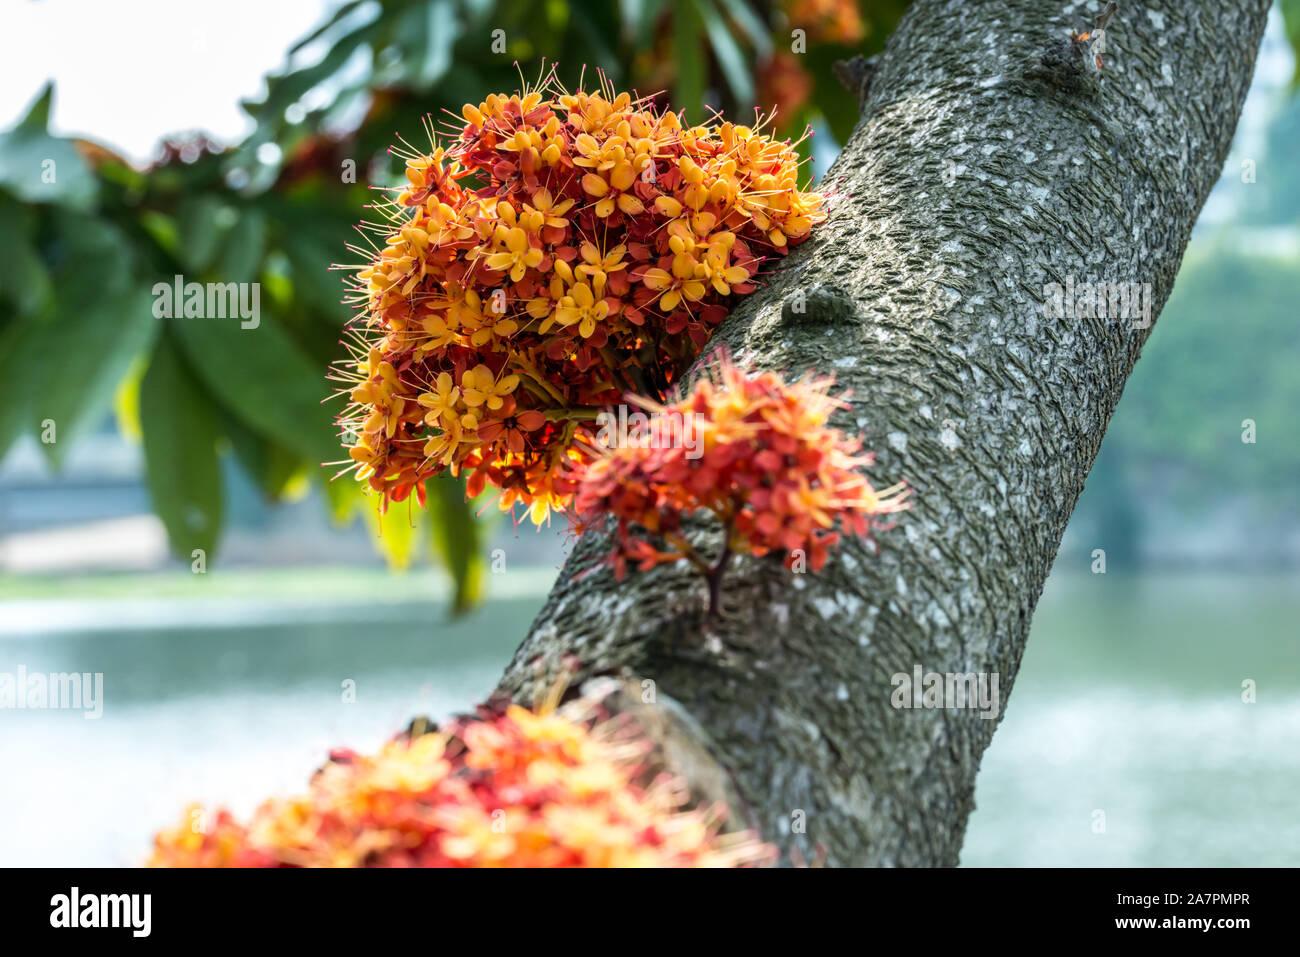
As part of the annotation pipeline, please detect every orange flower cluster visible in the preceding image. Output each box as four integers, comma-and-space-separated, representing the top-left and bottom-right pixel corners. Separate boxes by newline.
758, 52, 815, 121
337, 77, 824, 524
785, 0, 867, 45
149, 701, 772, 868
572, 359, 910, 596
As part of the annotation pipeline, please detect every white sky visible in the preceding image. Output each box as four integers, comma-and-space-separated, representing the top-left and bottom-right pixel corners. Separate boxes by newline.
0, 0, 1293, 173
0, 0, 333, 164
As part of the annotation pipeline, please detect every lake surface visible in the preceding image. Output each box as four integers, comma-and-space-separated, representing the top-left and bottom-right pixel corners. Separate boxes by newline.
1, 568, 1295, 866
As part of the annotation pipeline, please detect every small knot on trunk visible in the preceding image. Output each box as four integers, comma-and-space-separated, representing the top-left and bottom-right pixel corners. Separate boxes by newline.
781, 282, 859, 327
1022, 1, 1117, 98
833, 54, 880, 106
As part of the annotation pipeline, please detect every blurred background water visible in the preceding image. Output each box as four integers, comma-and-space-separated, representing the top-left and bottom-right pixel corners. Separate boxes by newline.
2, 0, 1298, 867
1, 567, 1295, 866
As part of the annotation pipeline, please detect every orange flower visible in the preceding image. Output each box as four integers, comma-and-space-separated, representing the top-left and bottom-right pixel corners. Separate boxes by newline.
784, 0, 867, 46
570, 356, 910, 612
335, 76, 825, 526
149, 698, 774, 868
477, 398, 547, 455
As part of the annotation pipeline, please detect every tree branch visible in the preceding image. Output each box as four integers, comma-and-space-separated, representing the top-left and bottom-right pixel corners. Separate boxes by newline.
496, 0, 1271, 865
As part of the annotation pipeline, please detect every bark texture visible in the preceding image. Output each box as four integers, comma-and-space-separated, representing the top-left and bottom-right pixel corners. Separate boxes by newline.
497, 0, 1270, 865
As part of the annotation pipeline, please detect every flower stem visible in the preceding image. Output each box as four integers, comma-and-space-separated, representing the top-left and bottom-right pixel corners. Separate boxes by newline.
704, 516, 735, 620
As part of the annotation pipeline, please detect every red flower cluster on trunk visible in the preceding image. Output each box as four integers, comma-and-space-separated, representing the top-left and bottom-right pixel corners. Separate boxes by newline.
571, 358, 910, 604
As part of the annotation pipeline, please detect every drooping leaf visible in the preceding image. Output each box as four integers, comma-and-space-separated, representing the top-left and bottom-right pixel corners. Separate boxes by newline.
139, 334, 224, 560
715, 0, 771, 59
243, 19, 381, 151
0, 318, 47, 459
216, 207, 268, 284
17, 218, 160, 466
112, 355, 148, 442
0, 197, 53, 316
279, 220, 348, 316
35, 284, 158, 467
219, 408, 305, 500
322, 467, 367, 523
427, 474, 487, 615
175, 195, 227, 273
673, 0, 706, 124
699, 0, 755, 109
170, 311, 340, 469
363, 494, 424, 570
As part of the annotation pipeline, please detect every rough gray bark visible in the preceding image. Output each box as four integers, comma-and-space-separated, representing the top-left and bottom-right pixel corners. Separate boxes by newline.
497, 0, 1270, 865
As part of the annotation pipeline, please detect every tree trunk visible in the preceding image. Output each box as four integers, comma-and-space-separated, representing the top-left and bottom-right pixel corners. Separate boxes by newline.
496, 0, 1270, 866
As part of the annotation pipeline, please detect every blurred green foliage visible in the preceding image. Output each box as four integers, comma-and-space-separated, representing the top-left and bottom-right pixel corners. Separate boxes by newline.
0, 0, 904, 608
1083, 241, 1300, 564
1078, 74, 1300, 565
4, 0, 1299, 600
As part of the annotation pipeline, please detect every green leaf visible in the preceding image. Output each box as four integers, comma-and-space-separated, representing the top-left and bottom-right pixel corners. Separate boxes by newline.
216, 207, 267, 284
427, 474, 486, 615
0, 197, 53, 316
569, 4, 620, 82
322, 468, 366, 523
363, 495, 424, 570
139, 334, 224, 560
620, 0, 665, 45
5, 218, 159, 466
698, 0, 755, 108
279, 222, 347, 316
0, 318, 46, 459
170, 311, 340, 470
0, 83, 97, 209
807, 47, 868, 144
1284, 0, 1300, 88
425, 0, 459, 87
288, 0, 370, 55
673, 0, 705, 123
220, 408, 304, 500
16, 83, 53, 130
138, 210, 180, 258
398, 0, 460, 89
715, 0, 771, 59
244, 21, 379, 146
175, 195, 226, 273
35, 284, 158, 467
